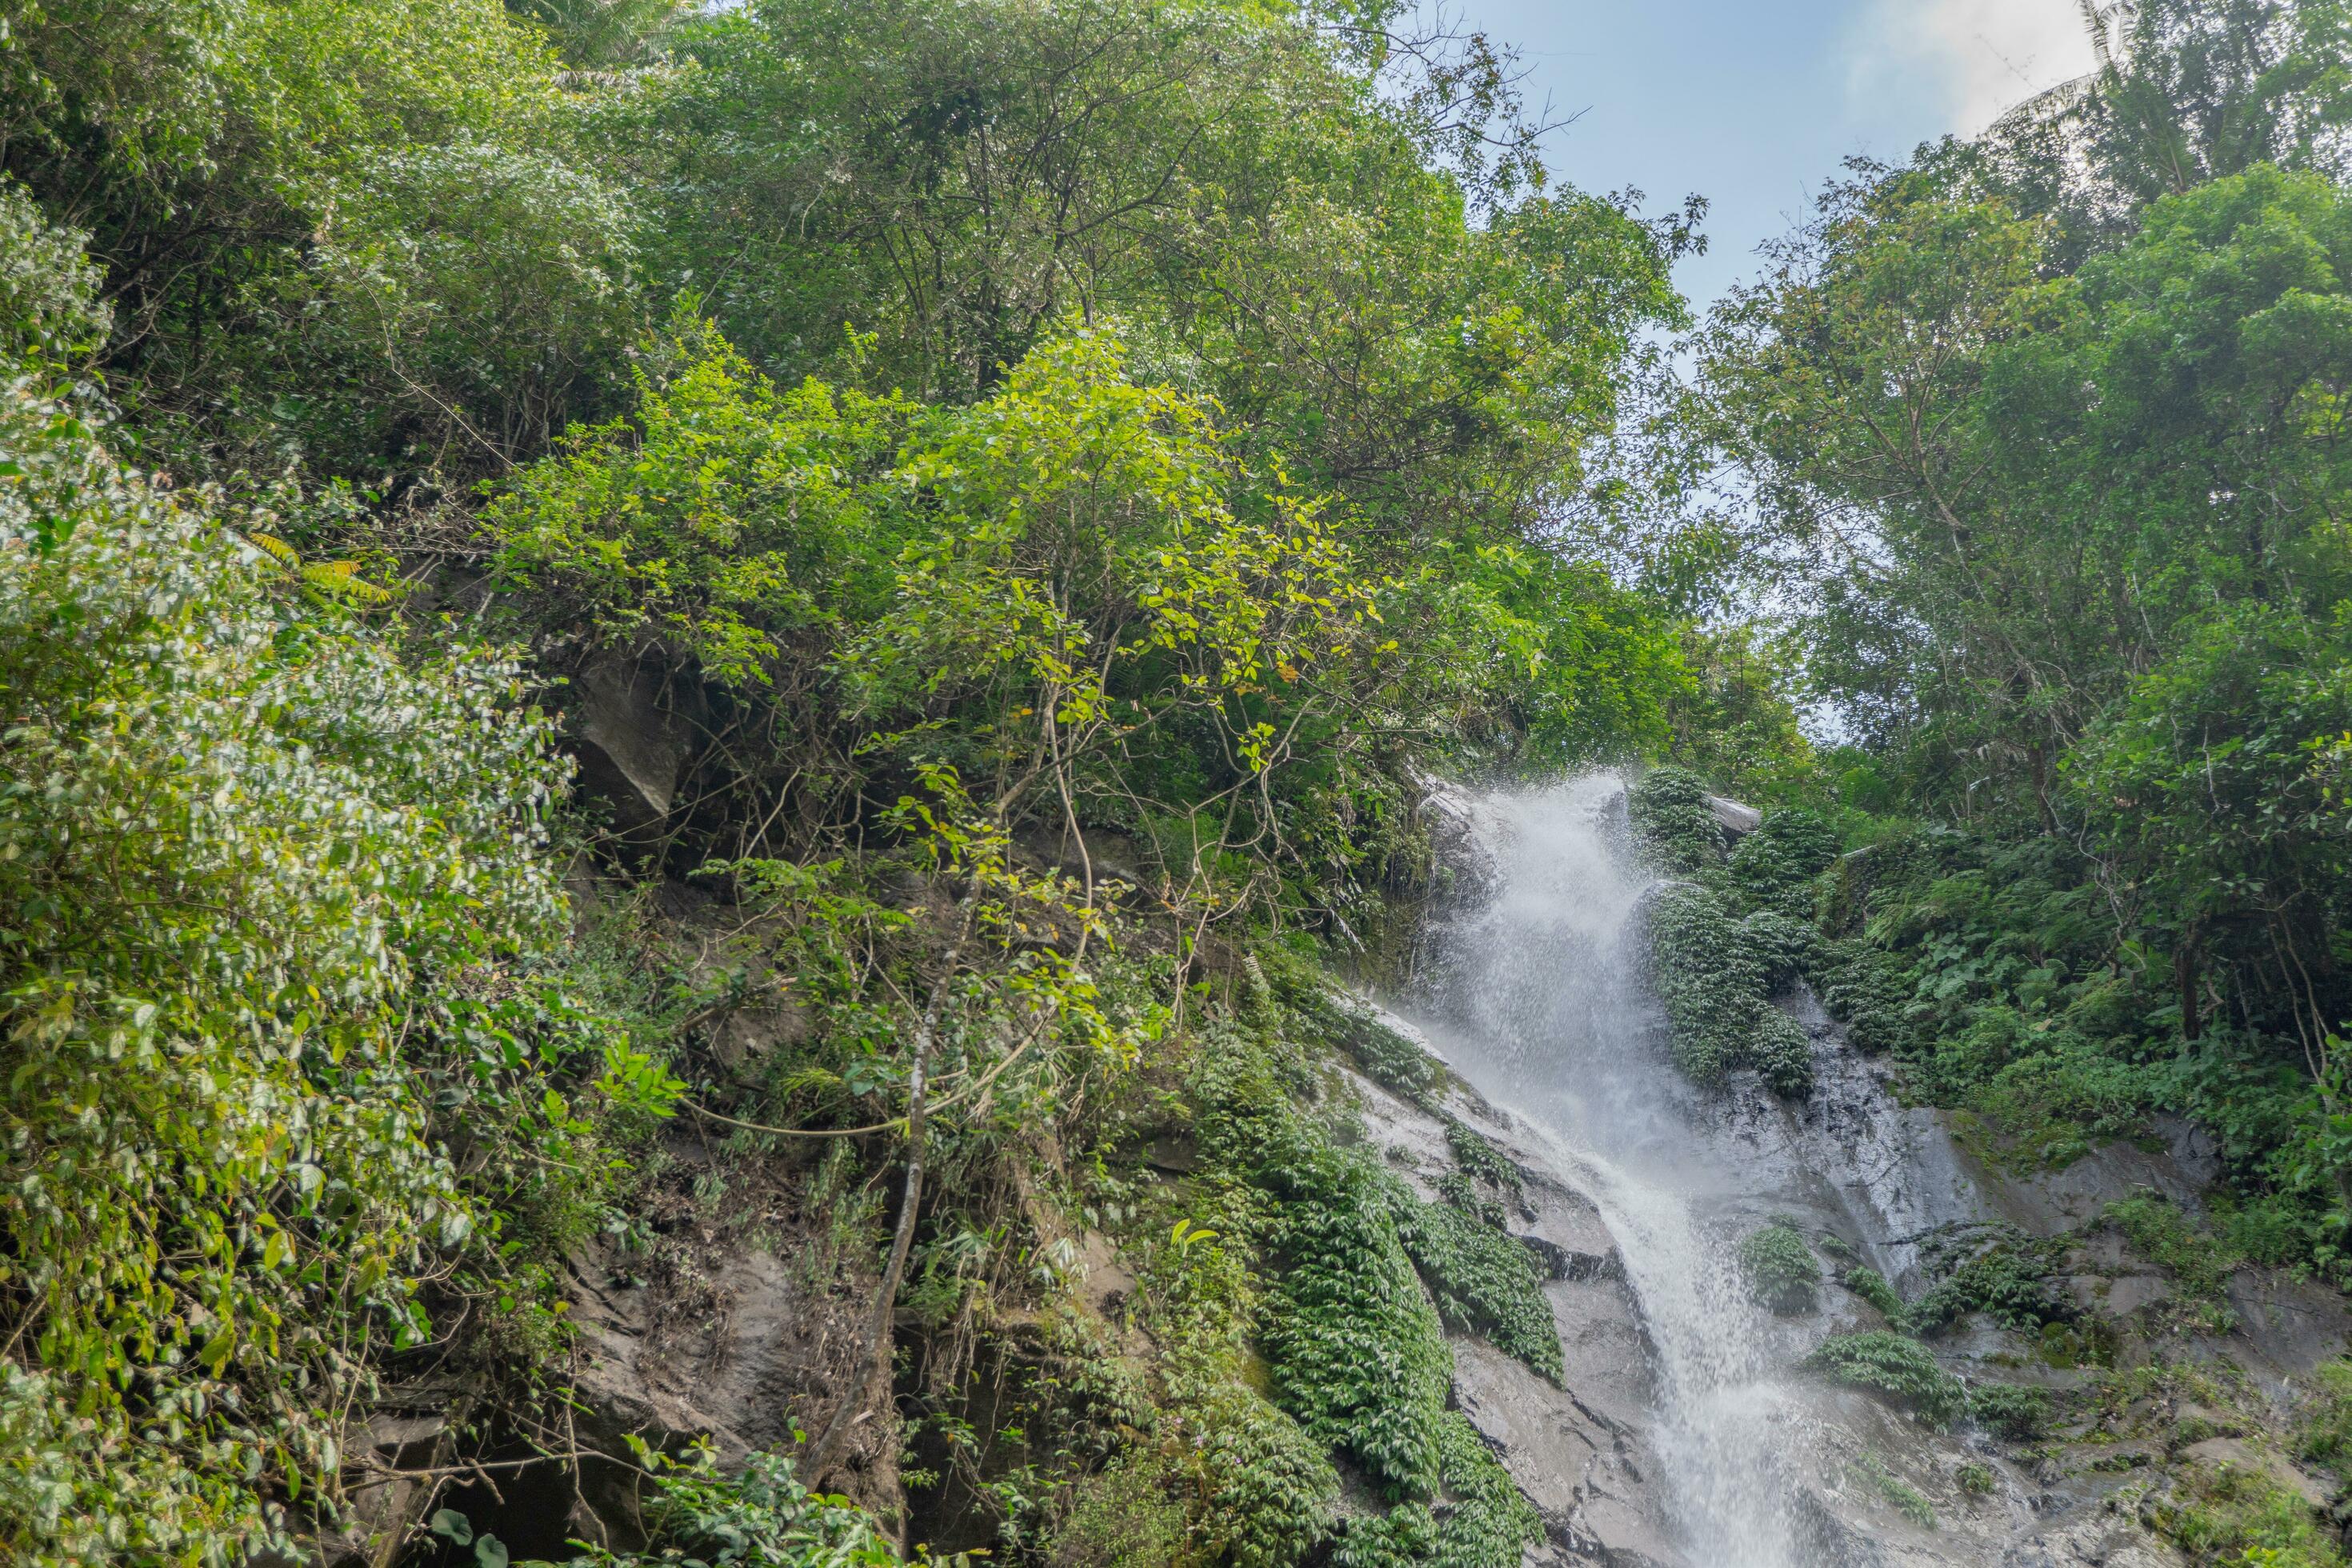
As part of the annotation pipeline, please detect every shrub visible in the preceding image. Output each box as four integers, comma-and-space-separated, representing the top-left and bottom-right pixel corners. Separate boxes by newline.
2104, 1195, 2238, 1330
1742, 908, 1820, 992
1752, 1006, 1817, 1098
1729, 809, 1839, 917
1326, 1412, 1541, 1568
1627, 766, 1726, 875
0, 177, 108, 369
1810, 938, 1917, 1056
1956, 1461, 1997, 1496
1855, 1453, 1936, 1529
1394, 1178, 1565, 1382
1905, 1236, 2074, 1337
1968, 1382, 2054, 1442
1044, 1457, 1188, 1568
1262, 1148, 1453, 1498
1841, 1265, 1905, 1318
1806, 1333, 1967, 1427
2297, 1359, 2352, 1470
1645, 884, 1763, 1084
1738, 1222, 1821, 1315
0, 378, 670, 1558
551, 1444, 899, 1566
1446, 1121, 1523, 1195
1175, 1380, 1342, 1568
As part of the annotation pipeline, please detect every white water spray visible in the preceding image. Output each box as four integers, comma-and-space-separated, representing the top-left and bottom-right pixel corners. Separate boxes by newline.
1410, 776, 1814, 1568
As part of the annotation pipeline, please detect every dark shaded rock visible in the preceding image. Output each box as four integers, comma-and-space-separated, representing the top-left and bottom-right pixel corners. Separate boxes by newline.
567, 651, 702, 843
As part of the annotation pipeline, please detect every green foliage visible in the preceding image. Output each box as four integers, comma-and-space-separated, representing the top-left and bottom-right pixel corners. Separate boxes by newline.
1841, 1266, 1906, 1319
1445, 1122, 1523, 1197
1182, 1009, 1550, 1560
1750, 1006, 1817, 1098
545, 1442, 901, 1566
1955, 1460, 1996, 1496
1729, 810, 1839, 918
1854, 1453, 1937, 1529
1261, 1146, 1453, 1499
1809, 937, 1918, 1058
1327, 1413, 1542, 1568
1967, 1382, 2054, 1442
0, 178, 106, 371
0, 378, 671, 1558
1806, 1333, 1968, 1427
1904, 1233, 2074, 1338
1040, 1454, 1189, 1568
1737, 1222, 1821, 1315
1324, 1001, 1443, 1106
1703, 42, 2352, 1270
1394, 1177, 1564, 1383
1742, 910, 1819, 994
2296, 1360, 2352, 1470
1643, 884, 1760, 1084
2146, 1455, 2350, 1568
1169, 1379, 1342, 1568
1627, 766, 1726, 876
1642, 884, 1815, 1095
2, 0, 632, 474
2105, 1194, 2241, 1330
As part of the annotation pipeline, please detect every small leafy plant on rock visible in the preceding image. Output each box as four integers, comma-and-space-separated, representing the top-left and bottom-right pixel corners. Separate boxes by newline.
1739, 1222, 1822, 1315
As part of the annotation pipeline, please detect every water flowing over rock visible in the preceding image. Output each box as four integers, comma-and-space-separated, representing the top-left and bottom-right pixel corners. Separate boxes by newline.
1374, 774, 2345, 1567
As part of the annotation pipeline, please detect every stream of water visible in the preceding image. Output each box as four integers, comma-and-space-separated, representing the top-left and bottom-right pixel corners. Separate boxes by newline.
1404, 776, 1890, 1567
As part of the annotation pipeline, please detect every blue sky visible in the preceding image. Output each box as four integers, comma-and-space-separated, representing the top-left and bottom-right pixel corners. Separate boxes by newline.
1459, 0, 2097, 307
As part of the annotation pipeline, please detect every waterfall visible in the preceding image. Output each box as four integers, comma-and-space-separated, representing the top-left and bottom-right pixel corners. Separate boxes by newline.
1407, 775, 1822, 1568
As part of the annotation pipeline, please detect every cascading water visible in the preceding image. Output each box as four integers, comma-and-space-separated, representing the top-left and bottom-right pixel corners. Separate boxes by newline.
1404, 775, 1814, 1566
1380, 774, 2234, 1568
1401, 774, 2022, 1566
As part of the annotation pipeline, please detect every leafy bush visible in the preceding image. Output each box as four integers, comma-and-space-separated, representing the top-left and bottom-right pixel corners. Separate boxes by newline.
1806, 1333, 1967, 1427
1967, 1382, 2054, 1442
0, 379, 672, 1556
1327, 1412, 1542, 1568
2104, 1195, 2238, 1330
1394, 1178, 1564, 1382
1742, 909, 1819, 993
1955, 1461, 1996, 1496
1446, 1122, 1523, 1195
1262, 1147, 1454, 1499
2297, 1360, 2352, 1470
1042, 1455, 1189, 1568
1751, 1006, 1817, 1098
1904, 1236, 2073, 1337
1172, 1379, 1342, 1568
1643, 884, 1814, 1095
1729, 810, 1838, 917
0, 178, 107, 370
1738, 1222, 1821, 1314
1841, 1266, 1905, 1319
1627, 767, 1725, 875
550, 1443, 899, 1566
2146, 1454, 2350, 1568
1327, 1000, 1443, 1106
1810, 938, 1918, 1056
1644, 884, 1763, 1084
1854, 1453, 1936, 1529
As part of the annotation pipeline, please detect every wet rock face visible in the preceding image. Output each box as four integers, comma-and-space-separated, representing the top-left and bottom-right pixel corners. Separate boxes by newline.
1344, 1051, 1689, 1567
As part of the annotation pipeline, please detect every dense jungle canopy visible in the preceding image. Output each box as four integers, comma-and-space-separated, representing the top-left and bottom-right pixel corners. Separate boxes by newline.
10, 0, 2352, 1562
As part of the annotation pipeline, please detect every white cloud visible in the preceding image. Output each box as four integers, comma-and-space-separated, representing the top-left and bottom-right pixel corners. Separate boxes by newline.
1849, 0, 2100, 135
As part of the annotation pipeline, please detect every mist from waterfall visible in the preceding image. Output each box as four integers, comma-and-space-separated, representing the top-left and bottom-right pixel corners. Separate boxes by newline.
1407, 774, 1813, 1568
